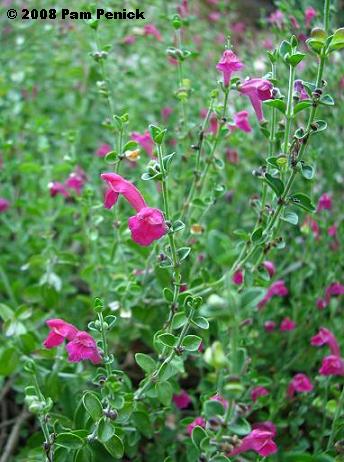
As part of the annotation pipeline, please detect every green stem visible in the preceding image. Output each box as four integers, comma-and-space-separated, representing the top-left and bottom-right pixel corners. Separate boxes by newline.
282, 64, 296, 156
327, 385, 344, 451
98, 312, 112, 380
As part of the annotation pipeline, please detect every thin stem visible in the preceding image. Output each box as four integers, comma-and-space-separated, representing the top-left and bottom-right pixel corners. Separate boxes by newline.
98, 312, 112, 380
282, 64, 296, 155
327, 385, 344, 451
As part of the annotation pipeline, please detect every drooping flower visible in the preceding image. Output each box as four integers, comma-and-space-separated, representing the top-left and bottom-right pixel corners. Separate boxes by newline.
252, 421, 276, 435
319, 355, 344, 376
143, 24, 162, 41
302, 216, 320, 239
305, 7, 317, 28
325, 282, 344, 303
65, 169, 86, 195
311, 327, 341, 356
268, 10, 285, 28
177, 0, 189, 18
264, 320, 276, 332
232, 269, 244, 285
263, 38, 274, 50
317, 193, 332, 212
251, 386, 269, 401
66, 331, 102, 364
49, 181, 69, 198
0, 198, 10, 212
229, 428, 278, 457
328, 224, 337, 237
238, 78, 273, 122
216, 50, 244, 87
161, 106, 173, 121
232, 111, 252, 133
290, 16, 300, 29
287, 373, 313, 398
258, 280, 288, 308
210, 393, 229, 408
294, 80, 309, 100
131, 131, 155, 158
101, 173, 167, 246
280, 317, 296, 331
43, 319, 78, 348
173, 390, 191, 409
187, 417, 206, 436
122, 35, 136, 45
96, 143, 112, 157
263, 261, 276, 278
316, 298, 327, 310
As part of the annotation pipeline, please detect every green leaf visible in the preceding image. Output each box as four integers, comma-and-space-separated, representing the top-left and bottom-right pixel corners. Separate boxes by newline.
311, 120, 327, 134
55, 432, 84, 450
191, 425, 207, 449
281, 211, 299, 225
177, 247, 191, 262
158, 333, 178, 348
289, 193, 316, 212
264, 99, 286, 114
104, 434, 124, 459
105, 151, 118, 163
156, 381, 173, 406
149, 124, 166, 144
329, 27, 344, 50
172, 219, 185, 232
210, 456, 231, 462
122, 140, 138, 151
172, 312, 187, 329
132, 411, 152, 438
240, 288, 265, 309
75, 447, 94, 462
135, 353, 156, 374
228, 417, 251, 436
251, 227, 266, 244
203, 400, 225, 419
82, 392, 103, 422
319, 94, 335, 106
192, 316, 209, 330
301, 164, 315, 180
0, 348, 18, 376
163, 152, 176, 171
279, 40, 291, 59
97, 418, 115, 443
293, 100, 313, 115
264, 173, 284, 197
286, 52, 306, 66
182, 335, 202, 351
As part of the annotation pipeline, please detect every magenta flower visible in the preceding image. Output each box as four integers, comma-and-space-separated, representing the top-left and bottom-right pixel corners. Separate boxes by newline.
268, 10, 285, 28
290, 16, 300, 29
251, 386, 269, 401
177, 0, 189, 18
238, 78, 273, 122
173, 390, 191, 409
232, 111, 252, 133
216, 50, 244, 87
65, 171, 85, 195
161, 106, 173, 121
303, 216, 320, 239
316, 298, 327, 310
258, 280, 288, 308
122, 35, 136, 45
49, 181, 69, 198
319, 355, 344, 376
328, 225, 337, 237
209, 113, 218, 135
287, 373, 313, 398
43, 319, 78, 348
0, 198, 10, 212
294, 80, 309, 100
252, 421, 276, 435
210, 393, 229, 408
66, 331, 102, 364
232, 21, 246, 35
263, 38, 274, 50
263, 261, 276, 278
131, 131, 155, 158
96, 143, 112, 157
325, 282, 344, 303
311, 327, 340, 356
232, 269, 244, 285
187, 417, 206, 436
208, 11, 221, 22
264, 320, 276, 332
317, 193, 332, 212
305, 7, 317, 28
143, 24, 162, 41
280, 317, 296, 331
101, 173, 167, 246
226, 148, 239, 164
229, 428, 278, 457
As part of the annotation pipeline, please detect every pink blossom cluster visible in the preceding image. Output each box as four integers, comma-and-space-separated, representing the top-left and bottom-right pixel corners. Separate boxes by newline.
49, 166, 86, 198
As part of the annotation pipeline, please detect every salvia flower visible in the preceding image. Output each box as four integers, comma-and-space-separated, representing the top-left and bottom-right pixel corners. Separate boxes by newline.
216, 50, 244, 87
210, 393, 229, 408
101, 173, 167, 246
294, 80, 309, 100
325, 282, 344, 303
328, 224, 337, 237
280, 317, 296, 332
305, 7, 317, 28
258, 280, 288, 308
43, 319, 78, 348
131, 131, 155, 158
251, 386, 269, 401
0, 198, 10, 212
317, 193, 332, 212
316, 298, 327, 310
319, 355, 344, 376
65, 169, 86, 195
287, 373, 313, 398
173, 390, 191, 409
143, 24, 162, 41
232, 269, 244, 285
66, 331, 102, 364
290, 16, 300, 29
238, 78, 273, 122
187, 417, 206, 436
232, 111, 252, 133
226, 148, 239, 164
268, 10, 285, 28
263, 261, 276, 278
311, 327, 341, 356
96, 143, 112, 157
161, 106, 173, 121
252, 421, 276, 435
49, 181, 69, 198
264, 320, 276, 332
229, 428, 278, 457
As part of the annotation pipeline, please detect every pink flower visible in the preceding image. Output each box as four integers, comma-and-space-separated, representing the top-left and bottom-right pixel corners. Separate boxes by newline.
305, 7, 317, 28
294, 80, 309, 100
209, 113, 218, 135
340, 76, 344, 89
143, 24, 162, 41
251, 386, 269, 401
66, 331, 102, 364
210, 394, 229, 408
101, 172, 167, 246
232, 269, 244, 285
232, 21, 246, 35
258, 280, 288, 308
96, 143, 112, 157
317, 193, 332, 212
302, 216, 320, 239
232, 111, 252, 133
216, 50, 244, 87
316, 298, 327, 310
325, 282, 344, 303
263, 261, 276, 278
252, 421, 276, 435
287, 373, 313, 398
131, 131, 154, 158
264, 320, 276, 332
208, 11, 221, 22
319, 355, 344, 376
311, 327, 341, 357
280, 317, 296, 331
0, 198, 10, 212
328, 225, 337, 237
187, 417, 206, 436
173, 390, 191, 409
268, 10, 285, 28
43, 319, 78, 348
238, 78, 273, 122
177, 0, 189, 18
49, 181, 69, 198
122, 35, 136, 45
263, 38, 274, 50
161, 107, 173, 121
290, 16, 300, 29
65, 170, 85, 195
226, 148, 239, 164
229, 428, 278, 457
